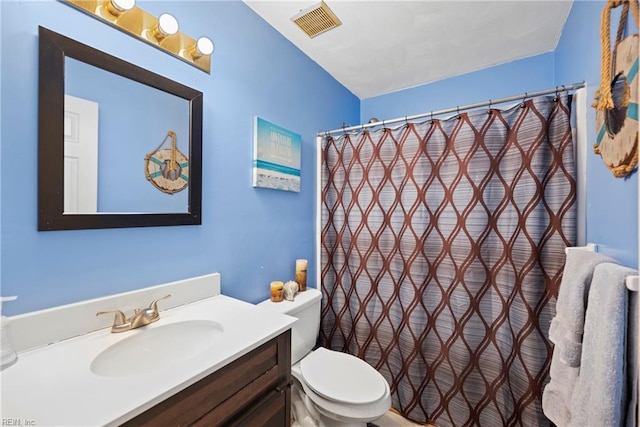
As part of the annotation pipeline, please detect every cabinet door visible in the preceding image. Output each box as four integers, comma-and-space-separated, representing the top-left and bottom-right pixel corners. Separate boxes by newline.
225, 386, 291, 427
122, 331, 291, 427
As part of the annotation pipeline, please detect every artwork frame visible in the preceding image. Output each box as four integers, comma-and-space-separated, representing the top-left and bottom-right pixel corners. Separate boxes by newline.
252, 116, 301, 192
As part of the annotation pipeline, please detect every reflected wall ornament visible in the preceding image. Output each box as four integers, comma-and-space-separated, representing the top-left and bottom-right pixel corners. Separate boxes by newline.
64, 0, 214, 73
145, 131, 190, 194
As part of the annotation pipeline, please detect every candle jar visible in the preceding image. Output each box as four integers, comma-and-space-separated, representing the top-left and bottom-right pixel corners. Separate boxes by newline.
295, 259, 308, 292
270, 281, 284, 302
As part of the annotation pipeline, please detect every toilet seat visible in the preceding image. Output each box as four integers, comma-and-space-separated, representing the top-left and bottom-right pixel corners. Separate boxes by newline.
292, 351, 392, 424
299, 347, 387, 404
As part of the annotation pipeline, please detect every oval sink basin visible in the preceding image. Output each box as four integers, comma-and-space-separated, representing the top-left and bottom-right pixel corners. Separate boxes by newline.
91, 320, 224, 378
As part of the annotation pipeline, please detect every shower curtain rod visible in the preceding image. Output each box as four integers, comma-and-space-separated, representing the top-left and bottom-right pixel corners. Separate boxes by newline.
318, 81, 586, 137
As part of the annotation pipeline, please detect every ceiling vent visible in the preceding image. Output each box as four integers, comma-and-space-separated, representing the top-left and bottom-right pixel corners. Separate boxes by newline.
291, 1, 342, 38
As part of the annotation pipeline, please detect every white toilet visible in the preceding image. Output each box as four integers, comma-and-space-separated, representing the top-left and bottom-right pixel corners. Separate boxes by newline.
258, 288, 391, 427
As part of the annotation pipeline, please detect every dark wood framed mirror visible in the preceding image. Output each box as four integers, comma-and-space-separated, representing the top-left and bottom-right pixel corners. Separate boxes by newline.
38, 26, 203, 231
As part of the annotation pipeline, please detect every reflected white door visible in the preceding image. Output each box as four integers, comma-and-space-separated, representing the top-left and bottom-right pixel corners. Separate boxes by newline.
64, 95, 98, 213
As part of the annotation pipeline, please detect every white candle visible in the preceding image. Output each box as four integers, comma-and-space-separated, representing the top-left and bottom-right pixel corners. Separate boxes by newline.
295, 259, 308, 292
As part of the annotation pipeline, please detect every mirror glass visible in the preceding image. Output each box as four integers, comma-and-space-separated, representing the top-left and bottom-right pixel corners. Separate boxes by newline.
64, 58, 190, 214
38, 27, 203, 230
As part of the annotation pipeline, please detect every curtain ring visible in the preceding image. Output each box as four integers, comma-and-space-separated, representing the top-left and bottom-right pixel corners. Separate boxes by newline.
430, 111, 434, 122
555, 85, 566, 103
405, 116, 409, 127
456, 105, 461, 119
341, 122, 347, 135
520, 92, 528, 108
487, 99, 493, 114
382, 120, 386, 129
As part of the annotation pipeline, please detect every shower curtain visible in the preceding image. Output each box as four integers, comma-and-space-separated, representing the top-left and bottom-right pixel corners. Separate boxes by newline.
320, 94, 576, 426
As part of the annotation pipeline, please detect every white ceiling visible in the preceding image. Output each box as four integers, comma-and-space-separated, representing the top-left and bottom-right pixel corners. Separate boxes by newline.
243, 1, 574, 99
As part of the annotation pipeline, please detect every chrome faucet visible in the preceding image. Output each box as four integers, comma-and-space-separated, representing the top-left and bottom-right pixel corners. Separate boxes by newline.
97, 294, 171, 333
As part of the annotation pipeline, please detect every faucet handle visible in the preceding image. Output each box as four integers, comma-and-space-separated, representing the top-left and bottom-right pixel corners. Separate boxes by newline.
148, 294, 171, 314
96, 309, 127, 328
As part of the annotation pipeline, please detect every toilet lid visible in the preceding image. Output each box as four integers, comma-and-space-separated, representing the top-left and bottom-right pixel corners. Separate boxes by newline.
299, 348, 387, 405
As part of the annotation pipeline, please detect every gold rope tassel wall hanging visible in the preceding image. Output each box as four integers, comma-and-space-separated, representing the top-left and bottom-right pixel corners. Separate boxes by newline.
593, 0, 639, 178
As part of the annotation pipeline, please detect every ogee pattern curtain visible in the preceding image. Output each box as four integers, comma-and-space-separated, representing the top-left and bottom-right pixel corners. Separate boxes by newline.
320, 94, 576, 426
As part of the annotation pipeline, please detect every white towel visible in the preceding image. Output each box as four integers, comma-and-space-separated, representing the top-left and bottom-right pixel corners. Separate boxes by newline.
542, 352, 580, 426
542, 250, 615, 426
548, 250, 615, 366
625, 290, 638, 427
569, 262, 638, 427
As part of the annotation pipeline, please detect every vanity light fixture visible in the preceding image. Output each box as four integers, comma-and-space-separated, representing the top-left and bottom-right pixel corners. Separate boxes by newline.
64, 0, 213, 73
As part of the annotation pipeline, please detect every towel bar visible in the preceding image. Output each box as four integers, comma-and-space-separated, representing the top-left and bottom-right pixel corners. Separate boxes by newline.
564, 244, 637, 291
564, 243, 598, 254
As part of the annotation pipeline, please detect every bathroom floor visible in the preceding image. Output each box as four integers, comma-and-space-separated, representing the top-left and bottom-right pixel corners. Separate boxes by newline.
369, 409, 437, 427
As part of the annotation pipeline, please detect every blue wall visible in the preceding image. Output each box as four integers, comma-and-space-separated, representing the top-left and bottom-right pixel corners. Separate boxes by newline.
360, 53, 556, 125
2, 1, 637, 315
555, 0, 638, 268
360, 1, 638, 270
0, 0, 359, 315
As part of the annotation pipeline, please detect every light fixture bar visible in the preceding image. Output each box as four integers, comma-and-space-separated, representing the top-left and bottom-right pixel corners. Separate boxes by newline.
64, 0, 212, 74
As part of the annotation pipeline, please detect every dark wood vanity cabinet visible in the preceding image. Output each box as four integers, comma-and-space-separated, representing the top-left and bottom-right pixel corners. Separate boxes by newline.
122, 330, 291, 427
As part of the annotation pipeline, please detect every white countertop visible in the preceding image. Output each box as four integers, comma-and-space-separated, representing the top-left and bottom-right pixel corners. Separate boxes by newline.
0, 294, 296, 426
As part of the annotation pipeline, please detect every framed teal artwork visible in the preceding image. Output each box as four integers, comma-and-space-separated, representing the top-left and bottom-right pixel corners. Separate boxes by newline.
252, 117, 301, 192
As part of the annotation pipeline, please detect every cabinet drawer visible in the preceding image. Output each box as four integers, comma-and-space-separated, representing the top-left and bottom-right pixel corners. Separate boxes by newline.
122, 330, 291, 427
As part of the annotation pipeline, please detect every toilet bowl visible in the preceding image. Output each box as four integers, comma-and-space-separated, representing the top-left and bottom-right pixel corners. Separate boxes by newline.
292, 347, 391, 426
257, 288, 391, 427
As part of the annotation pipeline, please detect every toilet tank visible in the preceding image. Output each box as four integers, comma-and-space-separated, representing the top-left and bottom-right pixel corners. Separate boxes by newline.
257, 287, 322, 364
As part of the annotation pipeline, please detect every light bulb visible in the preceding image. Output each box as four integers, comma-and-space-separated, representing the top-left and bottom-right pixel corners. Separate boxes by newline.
110, 0, 135, 12
157, 13, 179, 36
102, 0, 134, 18
145, 13, 179, 43
182, 36, 214, 62
195, 37, 214, 56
